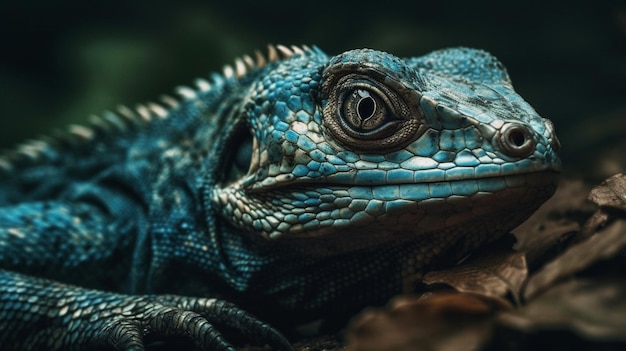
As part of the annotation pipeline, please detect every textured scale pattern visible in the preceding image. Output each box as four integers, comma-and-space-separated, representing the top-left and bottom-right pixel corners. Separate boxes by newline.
0, 45, 560, 350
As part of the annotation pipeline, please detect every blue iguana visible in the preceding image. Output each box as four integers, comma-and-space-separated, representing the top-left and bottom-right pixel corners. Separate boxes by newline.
0, 45, 560, 350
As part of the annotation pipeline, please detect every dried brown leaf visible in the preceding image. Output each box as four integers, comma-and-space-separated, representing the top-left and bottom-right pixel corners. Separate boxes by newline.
573, 208, 609, 243
499, 279, 626, 341
347, 293, 500, 351
587, 173, 626, 212
513, 179, 589, 267
572, 173, 626, 244
422, 248, 527, 305
524, 219, 626, 300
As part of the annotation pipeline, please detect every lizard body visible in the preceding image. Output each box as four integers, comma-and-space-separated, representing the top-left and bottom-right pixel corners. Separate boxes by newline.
0, 45, 560, 350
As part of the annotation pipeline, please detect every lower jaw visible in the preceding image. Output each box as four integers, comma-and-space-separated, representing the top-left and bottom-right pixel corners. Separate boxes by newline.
283, 170, 559, 234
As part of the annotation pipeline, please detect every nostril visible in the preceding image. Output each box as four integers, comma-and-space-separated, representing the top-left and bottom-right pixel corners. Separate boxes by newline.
508, 128, 527, 147
497, 123, 535, 158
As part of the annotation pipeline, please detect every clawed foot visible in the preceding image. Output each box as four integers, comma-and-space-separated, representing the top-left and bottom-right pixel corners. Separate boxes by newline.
78, 295, 292, 351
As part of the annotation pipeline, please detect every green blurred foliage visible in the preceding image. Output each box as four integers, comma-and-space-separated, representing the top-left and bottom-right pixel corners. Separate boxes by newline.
0, 0, 624, 174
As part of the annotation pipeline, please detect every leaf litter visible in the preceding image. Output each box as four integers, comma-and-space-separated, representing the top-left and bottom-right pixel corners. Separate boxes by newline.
344, 174, 626, 351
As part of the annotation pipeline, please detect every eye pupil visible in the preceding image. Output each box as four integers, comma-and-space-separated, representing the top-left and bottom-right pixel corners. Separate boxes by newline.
356, 90, 376, 120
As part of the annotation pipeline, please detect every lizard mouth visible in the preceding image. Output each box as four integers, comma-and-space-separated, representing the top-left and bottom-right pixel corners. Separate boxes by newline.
214, 168, 560, 240
242, 162, 560, 194
287, 170, 557, 199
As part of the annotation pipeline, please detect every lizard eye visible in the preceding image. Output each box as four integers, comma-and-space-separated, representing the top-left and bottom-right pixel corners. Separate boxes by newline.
322, 73, 424, 151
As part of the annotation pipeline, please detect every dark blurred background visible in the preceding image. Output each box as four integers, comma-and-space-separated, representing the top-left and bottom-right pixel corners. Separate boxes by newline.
0, 0, 624, 179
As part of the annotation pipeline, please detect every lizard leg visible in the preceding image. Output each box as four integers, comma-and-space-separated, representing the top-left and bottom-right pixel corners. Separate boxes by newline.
0, 200, 291, 350
0, 271, 292, 351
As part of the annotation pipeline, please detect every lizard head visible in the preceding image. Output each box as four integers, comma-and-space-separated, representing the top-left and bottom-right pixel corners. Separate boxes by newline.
212, 46, 560, 252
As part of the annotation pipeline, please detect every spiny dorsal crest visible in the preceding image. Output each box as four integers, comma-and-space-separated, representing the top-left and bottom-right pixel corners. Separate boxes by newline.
0, 44, 315, 174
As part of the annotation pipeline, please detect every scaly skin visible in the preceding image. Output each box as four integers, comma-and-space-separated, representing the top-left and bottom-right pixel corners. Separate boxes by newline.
0, 45, 560, 350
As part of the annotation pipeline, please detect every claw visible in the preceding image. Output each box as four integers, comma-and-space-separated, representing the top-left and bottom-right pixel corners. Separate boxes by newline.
201, 300, 293, 351
104, 320, 145, 351
157, 297, 293, 351
146, 308, 236, 351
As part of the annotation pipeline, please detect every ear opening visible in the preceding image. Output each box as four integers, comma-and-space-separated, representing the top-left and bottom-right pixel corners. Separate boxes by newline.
218, 122, 254, 186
